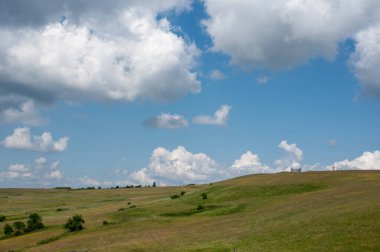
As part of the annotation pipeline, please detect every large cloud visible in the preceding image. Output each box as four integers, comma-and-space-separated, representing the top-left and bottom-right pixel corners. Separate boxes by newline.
1, 127, 69, 152
203, 0, 380, 99
130, 146, 224, 185
0, 0, 200, 110
203, 0, 380, 69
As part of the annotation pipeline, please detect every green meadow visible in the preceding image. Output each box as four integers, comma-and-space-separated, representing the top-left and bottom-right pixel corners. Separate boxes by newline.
0, 171, 379, 251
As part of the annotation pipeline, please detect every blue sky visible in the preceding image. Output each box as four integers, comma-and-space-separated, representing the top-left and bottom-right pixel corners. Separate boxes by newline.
1, 0, 380, 187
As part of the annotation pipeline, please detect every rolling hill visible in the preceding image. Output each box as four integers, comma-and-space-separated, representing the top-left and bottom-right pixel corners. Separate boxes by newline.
0, 171, 379, 251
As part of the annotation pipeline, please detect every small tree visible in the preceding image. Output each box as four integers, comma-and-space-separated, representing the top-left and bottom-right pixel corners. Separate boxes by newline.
0, 215, 6, 222
27, 213, 44, 232
181, 191, 186, 196
3, 223, 13, 235
201, 193, 208, 199
152, 181, 156, 187
65, 214, 85, 232
13, 221, 26, 236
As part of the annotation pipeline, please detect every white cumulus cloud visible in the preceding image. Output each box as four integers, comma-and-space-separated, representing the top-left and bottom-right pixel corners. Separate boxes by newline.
1, 127, 69, 152
203, 0, 380, 70
231, 151, 271, 175
144, 113, 188, 129
328, 150, 380, 170
130, 146, 223, 185
193, 105, 231, 126
0, 2, 200, 106
0, 164, 32, 179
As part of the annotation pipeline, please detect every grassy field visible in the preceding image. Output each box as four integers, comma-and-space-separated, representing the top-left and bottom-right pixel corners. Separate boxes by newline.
0, 171, 379, 251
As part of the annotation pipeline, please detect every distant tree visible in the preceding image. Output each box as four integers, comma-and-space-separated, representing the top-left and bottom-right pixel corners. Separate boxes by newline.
152, 181, 156, 187
98, 186, 101, 190
27, 213, 44, 232
0, 214, 6, 222
201, 193, 208, 200
3, 223, 13, 235
65, 214, 85, 232
13, 221, 26, 235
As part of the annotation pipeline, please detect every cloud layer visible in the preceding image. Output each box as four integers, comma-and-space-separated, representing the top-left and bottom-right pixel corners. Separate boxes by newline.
2, 127, 69, 152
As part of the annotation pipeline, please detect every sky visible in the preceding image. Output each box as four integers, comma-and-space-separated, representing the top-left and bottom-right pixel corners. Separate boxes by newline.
1, 0, 380, 188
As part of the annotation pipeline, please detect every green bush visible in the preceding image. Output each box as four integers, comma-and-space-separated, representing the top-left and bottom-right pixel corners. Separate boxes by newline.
102, 220, 108, 225
201, 193, 208, 199
0, 215, 6, 222
181, 191, 186, 196
65, 214, 85, 232
27, 213, 44, 232
197, 205, 205, 210
170, 194, 180, 199
13, 221, 26, 236
3, 223, 13, 235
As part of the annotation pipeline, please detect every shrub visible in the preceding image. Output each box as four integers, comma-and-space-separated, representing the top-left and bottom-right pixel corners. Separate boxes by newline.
3, 223, 13, 235
152, 181, 156, 187
27, 213, 44, 232
117, 208, 126, 211
65, 214, 85, 232
102, 221, 108, 225
201, 193, 208, 199
180, 191, 186, 196
170, 194, 180, 199
0, 215, 5, 222
197, 205, 205, 211
127, 202, 131, 205
13, 221, 26, 236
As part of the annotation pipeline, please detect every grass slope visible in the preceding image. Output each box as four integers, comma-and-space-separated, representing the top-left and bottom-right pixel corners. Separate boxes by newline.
0, 171, 379, 251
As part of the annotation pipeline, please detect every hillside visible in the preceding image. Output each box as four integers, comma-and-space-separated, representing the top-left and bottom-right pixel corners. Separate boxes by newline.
0, 171, 379, 251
